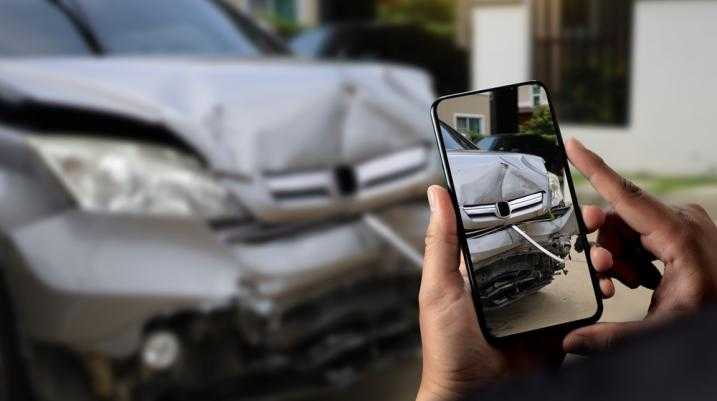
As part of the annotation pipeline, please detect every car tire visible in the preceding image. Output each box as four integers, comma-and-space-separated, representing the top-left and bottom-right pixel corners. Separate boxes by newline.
0, 265, 33, 401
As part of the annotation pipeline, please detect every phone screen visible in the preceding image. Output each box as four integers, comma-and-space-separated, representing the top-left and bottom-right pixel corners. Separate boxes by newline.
431, 82, 601, 338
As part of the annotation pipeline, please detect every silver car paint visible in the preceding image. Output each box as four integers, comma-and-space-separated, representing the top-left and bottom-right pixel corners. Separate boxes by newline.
0, 58, 436, 359
0, 58, 441, 223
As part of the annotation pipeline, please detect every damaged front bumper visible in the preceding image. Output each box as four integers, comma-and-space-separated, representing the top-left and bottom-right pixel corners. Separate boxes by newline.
467, 206, 578, 308
4, 199, 428, 399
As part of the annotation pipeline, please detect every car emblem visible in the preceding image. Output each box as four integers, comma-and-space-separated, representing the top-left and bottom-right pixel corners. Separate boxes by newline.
495, 201, 510, 218
334, 165, 358, 196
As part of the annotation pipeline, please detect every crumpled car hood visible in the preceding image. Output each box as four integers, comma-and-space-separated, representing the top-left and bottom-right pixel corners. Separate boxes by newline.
447, 151, 548, 205
0, 57, 438, 221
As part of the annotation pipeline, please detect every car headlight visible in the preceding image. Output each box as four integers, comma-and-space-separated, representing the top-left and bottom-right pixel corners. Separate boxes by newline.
29, 136, 241, 219
548, 172, 564, 208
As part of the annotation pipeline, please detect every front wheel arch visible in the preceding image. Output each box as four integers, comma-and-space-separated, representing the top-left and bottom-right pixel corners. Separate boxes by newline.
0, 254, 34, 401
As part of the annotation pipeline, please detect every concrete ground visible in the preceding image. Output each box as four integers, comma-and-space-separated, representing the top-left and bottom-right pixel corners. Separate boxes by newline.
484, 240, 599, 337
317, 183, 717, 401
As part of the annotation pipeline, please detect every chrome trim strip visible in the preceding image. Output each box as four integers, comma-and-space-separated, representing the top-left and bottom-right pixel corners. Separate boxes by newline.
356, 146, 428, 188
463, 192, 544, 220
509, 192, 543, 211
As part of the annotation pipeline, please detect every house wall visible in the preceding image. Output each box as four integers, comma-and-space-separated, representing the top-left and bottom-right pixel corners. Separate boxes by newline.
296, 0, 319, 26
437, 93, 492, 134
469, 0, 717, 175
471, 2, 530, 90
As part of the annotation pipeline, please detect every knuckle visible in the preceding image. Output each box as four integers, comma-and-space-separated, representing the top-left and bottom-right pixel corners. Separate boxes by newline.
685, 203, 710, 219
424, 230, 458, 251
417, 287, 435, 309
671, 219, 699, 251
592, 153, 608, 171
618, 177, 644, 199
609, 177, 646, 209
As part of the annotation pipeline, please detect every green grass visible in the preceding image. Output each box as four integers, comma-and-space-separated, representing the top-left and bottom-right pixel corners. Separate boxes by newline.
570, 169, 717, 195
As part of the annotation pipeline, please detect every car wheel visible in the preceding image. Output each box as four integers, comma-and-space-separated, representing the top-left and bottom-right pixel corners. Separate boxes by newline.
0, 266, 32, 401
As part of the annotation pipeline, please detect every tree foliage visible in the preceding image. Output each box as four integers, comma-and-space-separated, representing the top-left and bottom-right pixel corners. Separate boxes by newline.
377, 0, 455, 37
519, 105, 555, 137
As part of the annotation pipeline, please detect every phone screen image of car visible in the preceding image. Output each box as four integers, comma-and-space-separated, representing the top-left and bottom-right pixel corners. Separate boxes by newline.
432, 82, 601, 338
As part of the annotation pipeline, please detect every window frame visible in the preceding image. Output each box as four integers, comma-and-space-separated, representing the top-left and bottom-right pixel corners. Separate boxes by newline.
530, 0, 633, 127
454, 113, 485, 136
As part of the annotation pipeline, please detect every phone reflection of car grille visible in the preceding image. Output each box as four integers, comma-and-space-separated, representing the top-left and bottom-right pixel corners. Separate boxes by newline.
463, 192, 544, 219
509, 192, 544, 213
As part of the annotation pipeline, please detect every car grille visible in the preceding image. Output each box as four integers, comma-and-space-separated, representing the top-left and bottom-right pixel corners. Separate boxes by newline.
463, 191, 544, 219
264, 145, 429, 202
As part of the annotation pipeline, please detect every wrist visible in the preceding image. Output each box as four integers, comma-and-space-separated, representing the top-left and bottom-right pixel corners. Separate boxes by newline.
416, 377, 479, 401
416, 383, 462, 401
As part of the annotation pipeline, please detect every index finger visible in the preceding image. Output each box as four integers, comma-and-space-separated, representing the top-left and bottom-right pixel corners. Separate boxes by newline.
565, 138, 675, 236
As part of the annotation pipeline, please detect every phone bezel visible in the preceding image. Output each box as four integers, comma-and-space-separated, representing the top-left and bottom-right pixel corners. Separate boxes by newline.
429, 80, 603, 344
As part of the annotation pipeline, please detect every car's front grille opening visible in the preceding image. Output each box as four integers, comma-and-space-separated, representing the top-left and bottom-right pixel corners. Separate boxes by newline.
334, 165, 358, 196
265, 169, 333, 203
272, 187, 331, 200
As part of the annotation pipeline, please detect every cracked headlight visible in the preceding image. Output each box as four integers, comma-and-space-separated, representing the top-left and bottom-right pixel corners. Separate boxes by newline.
29, 136, 240, 219
548, 172, 564, 208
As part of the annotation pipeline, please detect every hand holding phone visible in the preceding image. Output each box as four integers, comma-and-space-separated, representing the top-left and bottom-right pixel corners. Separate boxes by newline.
429, 82, 603, 340
417, 184, 569, 401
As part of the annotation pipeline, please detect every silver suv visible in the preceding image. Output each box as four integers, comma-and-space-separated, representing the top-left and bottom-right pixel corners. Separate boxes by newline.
0, 1, 440, 400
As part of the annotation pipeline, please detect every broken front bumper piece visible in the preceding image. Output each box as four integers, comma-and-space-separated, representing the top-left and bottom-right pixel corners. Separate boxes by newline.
467, 207, 578, 308
5, 200, 428, 399
155, 201, 428, 398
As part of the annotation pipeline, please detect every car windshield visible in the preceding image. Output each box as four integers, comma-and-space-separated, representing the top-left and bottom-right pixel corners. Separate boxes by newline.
73, 0, 287, 56
0, 0, 92, 56
477, 136, 498, 150
290, 26, 330, 56
441, 122, 479, 151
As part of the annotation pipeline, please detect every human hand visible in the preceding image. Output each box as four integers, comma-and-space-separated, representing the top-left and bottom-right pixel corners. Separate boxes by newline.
563, 138, 717, 354
416, 185, 613, 401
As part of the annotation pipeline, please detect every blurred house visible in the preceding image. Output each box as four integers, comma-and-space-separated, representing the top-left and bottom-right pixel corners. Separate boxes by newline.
230, 0, 320, 26
437, 92, 491, 136
230, 0, 376, 27
458, 0, 717, 175
436, 84, 548, 138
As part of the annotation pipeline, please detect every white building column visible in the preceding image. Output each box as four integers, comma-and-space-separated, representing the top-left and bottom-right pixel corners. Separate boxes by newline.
471, 0, 530, 89
296, 0, 320, 27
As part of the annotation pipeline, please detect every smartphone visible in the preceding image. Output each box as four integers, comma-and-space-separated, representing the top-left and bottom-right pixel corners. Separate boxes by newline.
430, 81, 602, 341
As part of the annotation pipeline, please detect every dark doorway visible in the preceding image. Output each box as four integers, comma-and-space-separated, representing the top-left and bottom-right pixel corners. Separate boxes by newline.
319, 0, 376, 23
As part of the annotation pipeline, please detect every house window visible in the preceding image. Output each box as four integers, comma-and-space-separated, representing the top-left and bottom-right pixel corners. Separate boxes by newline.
532, 85, 541, 107
532, 0, 632, 125
455, 114, 484, 137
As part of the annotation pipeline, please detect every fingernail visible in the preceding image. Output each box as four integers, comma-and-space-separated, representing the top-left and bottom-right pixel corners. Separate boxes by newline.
427, 187, 438, 212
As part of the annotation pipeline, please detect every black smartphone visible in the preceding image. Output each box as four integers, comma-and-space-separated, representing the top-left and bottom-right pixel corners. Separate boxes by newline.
430, 81, 602, 341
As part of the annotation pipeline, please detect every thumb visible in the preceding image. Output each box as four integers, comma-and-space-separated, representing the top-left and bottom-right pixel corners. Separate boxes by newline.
563, 320, 657, 355
420, 185, 463, 305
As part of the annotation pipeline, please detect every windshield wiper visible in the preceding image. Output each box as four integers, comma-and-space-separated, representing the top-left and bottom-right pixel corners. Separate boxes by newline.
46, 0, 103, 54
